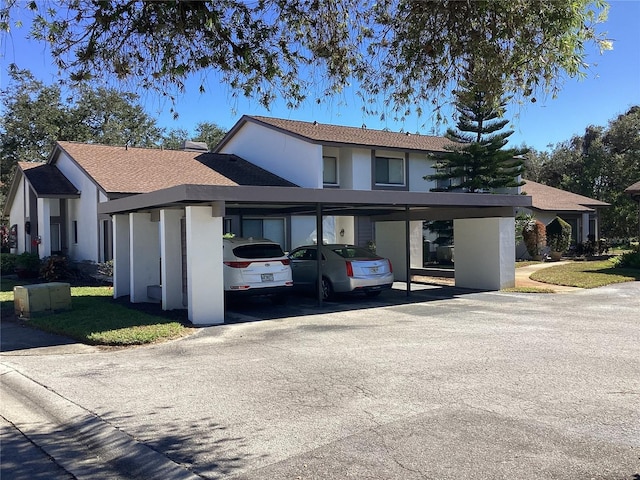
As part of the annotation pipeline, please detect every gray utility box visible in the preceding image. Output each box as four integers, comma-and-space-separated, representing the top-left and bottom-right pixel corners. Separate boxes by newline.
14, 283, 72, 318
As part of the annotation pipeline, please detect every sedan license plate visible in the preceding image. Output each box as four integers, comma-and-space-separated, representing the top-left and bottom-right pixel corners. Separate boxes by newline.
261, 273, 274, 282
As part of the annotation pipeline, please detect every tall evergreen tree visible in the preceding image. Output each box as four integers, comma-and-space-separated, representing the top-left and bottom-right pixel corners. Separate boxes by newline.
426, 80, 526, 192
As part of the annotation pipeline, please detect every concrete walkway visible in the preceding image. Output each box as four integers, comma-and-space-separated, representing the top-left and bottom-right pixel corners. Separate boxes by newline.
514, 261, 582, 292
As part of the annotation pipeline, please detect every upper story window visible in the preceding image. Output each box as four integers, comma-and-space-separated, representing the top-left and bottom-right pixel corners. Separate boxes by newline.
375, 156, 404, 185
323, 156, 338, 186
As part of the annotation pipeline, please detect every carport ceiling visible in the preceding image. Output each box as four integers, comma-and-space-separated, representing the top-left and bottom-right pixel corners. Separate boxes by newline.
98, 184, 532, 219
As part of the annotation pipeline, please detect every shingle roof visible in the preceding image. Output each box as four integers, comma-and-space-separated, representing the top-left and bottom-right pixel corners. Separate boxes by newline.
19, 162, 80, 197
522, 180, 610, 212
55, 142, 295, 195
624, 180, 640, 196
218, 115, 453, 152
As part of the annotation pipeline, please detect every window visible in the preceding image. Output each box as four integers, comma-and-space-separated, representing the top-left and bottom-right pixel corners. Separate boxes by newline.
72, 221, 78, 244
375, 157, 404, 185
241, 218, 286, 248
323, 156, 338, 185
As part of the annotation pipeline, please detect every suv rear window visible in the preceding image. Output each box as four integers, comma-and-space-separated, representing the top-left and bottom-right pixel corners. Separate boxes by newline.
233, 244, 285, 259
331, 247, 380, 259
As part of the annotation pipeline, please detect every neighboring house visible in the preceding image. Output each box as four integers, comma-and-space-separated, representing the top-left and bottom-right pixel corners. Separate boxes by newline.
517, 180, 610, 248
3, 141, 295, 262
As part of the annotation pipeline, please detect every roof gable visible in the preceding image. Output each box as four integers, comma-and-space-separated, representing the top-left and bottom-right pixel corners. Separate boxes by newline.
215, 115, 453, 153
624, 180, 640, 196
19, 162, 81, 198
522, 180, 610, 212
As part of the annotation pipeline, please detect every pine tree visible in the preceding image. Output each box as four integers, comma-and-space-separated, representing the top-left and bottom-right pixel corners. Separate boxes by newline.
426, 80, 526, 193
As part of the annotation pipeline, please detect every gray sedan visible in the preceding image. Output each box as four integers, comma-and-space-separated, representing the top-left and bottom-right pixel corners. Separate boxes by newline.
288, 244, 394, 299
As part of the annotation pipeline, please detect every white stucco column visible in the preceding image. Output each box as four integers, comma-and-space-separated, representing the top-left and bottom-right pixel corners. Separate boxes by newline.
185, 205, 224, 325
112, 214, 130, 299
129, 212, 160, 303
454, 217, 515, 290
375, 221, 422, 281
36, 198, 51, 258
582, 212, 590, 242
160, 209, 184, 310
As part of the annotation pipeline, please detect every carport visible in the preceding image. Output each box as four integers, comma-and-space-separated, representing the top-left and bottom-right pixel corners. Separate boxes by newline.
98, 184, 531, 325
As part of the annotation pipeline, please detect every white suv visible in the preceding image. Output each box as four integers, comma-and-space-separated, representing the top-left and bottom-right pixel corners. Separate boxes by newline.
223, 237, 293, 303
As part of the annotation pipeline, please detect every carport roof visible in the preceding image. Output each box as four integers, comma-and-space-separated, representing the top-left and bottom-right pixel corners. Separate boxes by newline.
98, 184, 532, 219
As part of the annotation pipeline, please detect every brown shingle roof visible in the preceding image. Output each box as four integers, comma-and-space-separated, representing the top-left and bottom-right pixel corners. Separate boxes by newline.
19, 162, 80, 197
624, 180, 640, 196
218, 115, 453, 152
55, 142, 295, 195
522, 180, 610, 212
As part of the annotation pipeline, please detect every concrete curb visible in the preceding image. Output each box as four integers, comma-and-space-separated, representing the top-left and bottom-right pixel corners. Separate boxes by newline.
0, 363, 202, 480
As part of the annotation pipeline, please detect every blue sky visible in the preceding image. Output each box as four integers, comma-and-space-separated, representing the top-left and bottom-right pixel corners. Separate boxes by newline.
2, 1, 639, 152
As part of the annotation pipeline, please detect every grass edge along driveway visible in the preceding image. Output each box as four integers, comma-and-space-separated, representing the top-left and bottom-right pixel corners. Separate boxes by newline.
530, 259, 640, 288
0, 283, 194, 346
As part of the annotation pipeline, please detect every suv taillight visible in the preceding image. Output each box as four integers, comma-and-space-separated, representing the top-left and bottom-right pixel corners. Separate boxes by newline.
346, 260, 353, 277
224, 261, 252, 268
281, 259, 291, 265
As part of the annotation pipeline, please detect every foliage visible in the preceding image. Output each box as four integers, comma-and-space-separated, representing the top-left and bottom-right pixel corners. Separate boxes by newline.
0, 253, 17, 274
0, 224, 10, 252
425, 75, 526, 192
424, 220, 453, 246
161, 122, 226, 151
515, 212, 534, 244
522, 219, 546, 258
0, 68, 163, 193
530, 259, 640, 288
611, 245, 640, 269
573, 236, 610, 257
14, 252, 41, 273
39, 255, 71, 281
1, 1, 612, 120
97, 259, 113, 277
546, 217, 572, 253
523, 106, 640, 238
502, 286, 555, 294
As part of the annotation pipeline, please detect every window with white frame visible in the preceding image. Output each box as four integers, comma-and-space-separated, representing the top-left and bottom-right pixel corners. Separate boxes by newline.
323, 156, 338, 185
375, 156, 404, 185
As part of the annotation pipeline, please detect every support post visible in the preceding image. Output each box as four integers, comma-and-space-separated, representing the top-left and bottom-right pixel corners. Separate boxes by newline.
112, 214, 130, 298
316, 203, 323, 307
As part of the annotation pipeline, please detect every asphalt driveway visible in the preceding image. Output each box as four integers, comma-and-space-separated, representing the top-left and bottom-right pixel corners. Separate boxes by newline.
2, 282, 639, 479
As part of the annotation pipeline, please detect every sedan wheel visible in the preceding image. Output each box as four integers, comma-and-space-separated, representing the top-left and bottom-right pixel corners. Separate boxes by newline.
321, 277, 334, 300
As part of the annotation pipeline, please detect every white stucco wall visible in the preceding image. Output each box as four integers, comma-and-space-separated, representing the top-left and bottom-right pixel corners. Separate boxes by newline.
409, 152, 437, 192
375, 221, 422, 281
129, 212, 161, 303
9, 175, 26, 253
112, 214, 131, 299
37, 198, 51, 258
220, 122, 323, 187
351, 148, 372, 190
454, 217, 515, 290
55, 152, 101, 262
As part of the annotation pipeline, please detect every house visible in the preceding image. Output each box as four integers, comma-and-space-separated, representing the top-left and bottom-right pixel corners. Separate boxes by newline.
5, 116, 533, 325
518, 180, 610, 246
3, 141, 295, 262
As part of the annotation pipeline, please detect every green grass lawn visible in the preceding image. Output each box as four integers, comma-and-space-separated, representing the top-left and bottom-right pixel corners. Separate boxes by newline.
1, 279, 194, 346
530, 259, 640, 288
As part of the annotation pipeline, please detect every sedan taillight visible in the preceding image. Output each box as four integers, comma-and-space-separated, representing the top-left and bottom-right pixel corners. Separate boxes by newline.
388, 259, 393, 273
345, 260, 354, 277
224, 261, 252, 268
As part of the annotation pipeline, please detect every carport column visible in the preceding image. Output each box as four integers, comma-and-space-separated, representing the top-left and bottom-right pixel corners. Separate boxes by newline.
160, 209, 184, 310
454, 217, 515, 290
375, 221, 423, 282
185, 204, 224, 325
112, 214, 130, 298
130, 212, 160, 303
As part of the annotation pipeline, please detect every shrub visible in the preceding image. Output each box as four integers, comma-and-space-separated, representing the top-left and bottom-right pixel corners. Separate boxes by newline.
97, 259, 113, 277
612, 245, 640, 269
40, 255, 72, 281
546, 217, 572, 253
522, 218, 546, 258
15, 252, 41, 277
0, 253, 18, 274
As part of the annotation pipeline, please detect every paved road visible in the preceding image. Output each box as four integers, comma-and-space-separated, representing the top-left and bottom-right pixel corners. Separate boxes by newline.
2, 282, 639, 479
